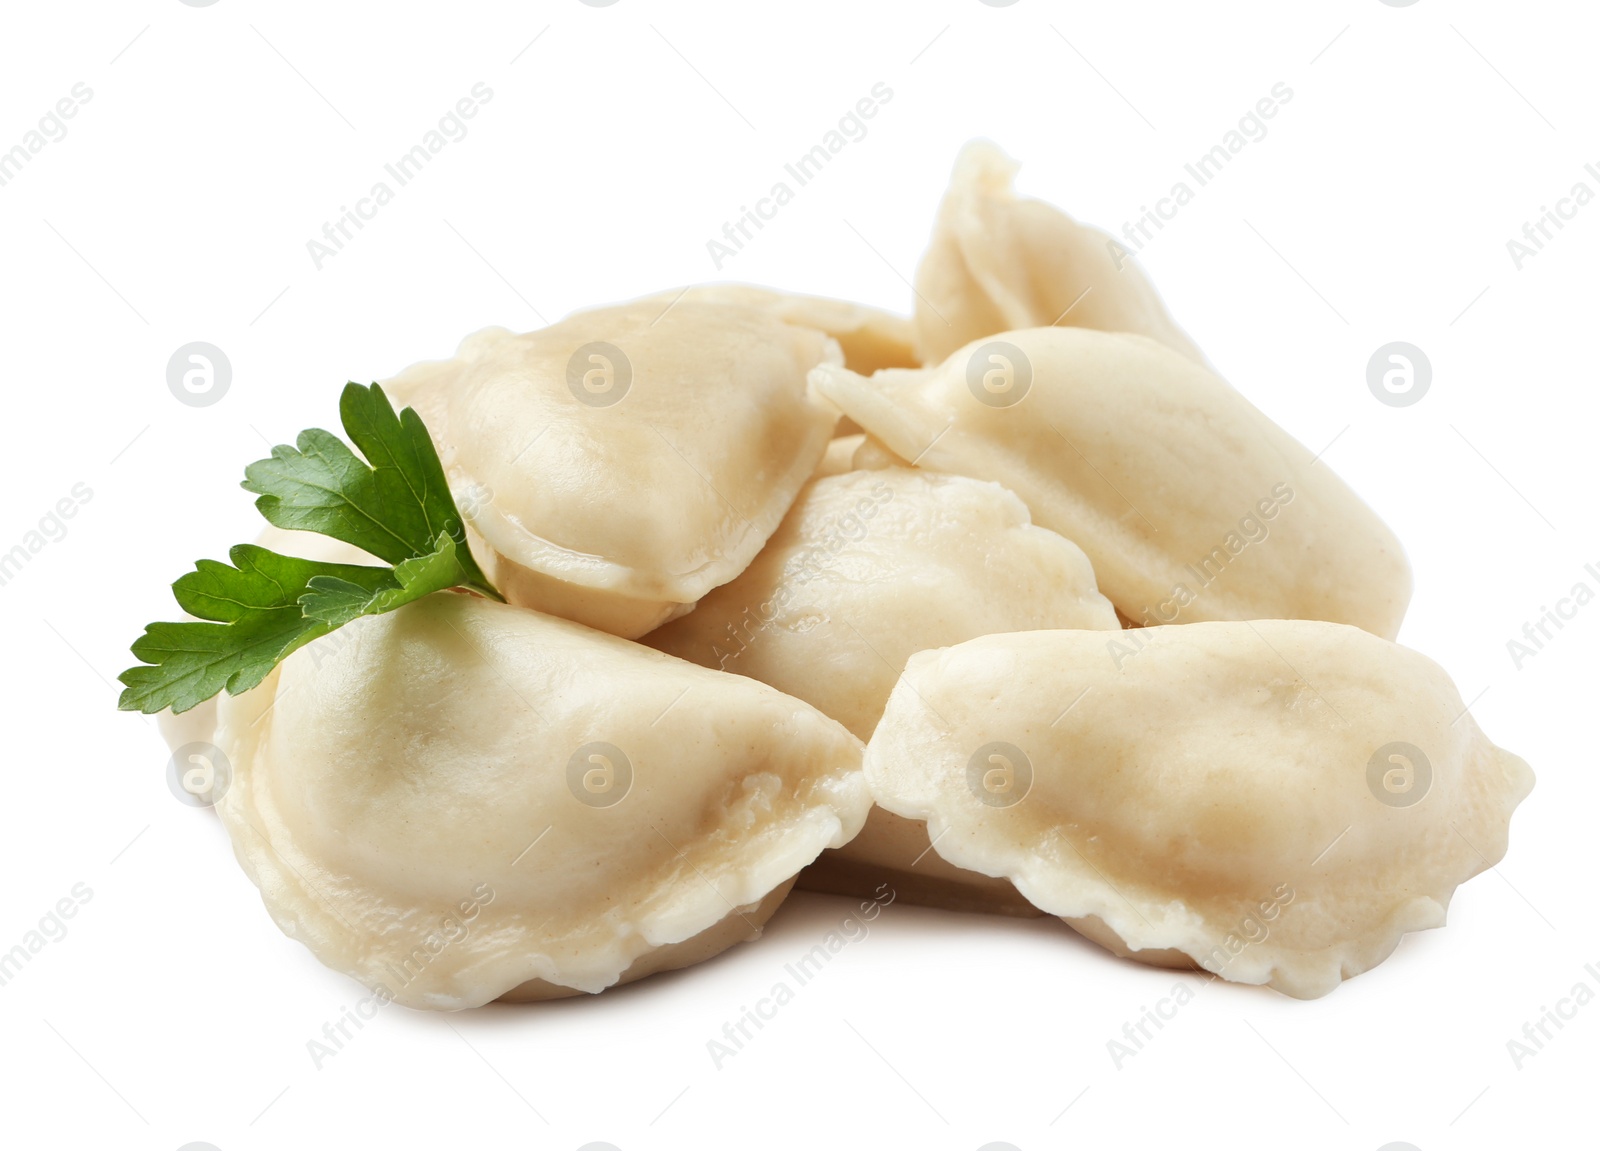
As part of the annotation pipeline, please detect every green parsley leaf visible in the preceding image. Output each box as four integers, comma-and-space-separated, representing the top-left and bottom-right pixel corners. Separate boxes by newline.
242, 382, 493, 592
118, 384, 503, 715
117, 545, 393, 715
299, 532, 474, 628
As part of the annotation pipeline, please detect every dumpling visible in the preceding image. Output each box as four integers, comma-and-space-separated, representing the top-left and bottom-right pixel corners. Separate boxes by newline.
813, 433, 867, 478
913, 140, 1203, 365
812, 326, 1412, 638
636, 283, 918, 375
213, 593, 869, 1009
647, 467, 1117, 739
381, 295, 842, 639
645, 467, 1118, 912
863, 622, 1535, 998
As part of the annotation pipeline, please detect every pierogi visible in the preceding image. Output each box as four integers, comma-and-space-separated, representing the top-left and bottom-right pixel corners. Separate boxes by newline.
380, 296, 842, 639
635, 284, 918, 375
213, 594, 869, 1010
812, 326, 1412, 638
648, 468, 1117, 737
813, 433, 868, 478
646, 466, 1118, 911
863, 621, 1535, 998
913, 140, 1203, 365
133, 135, 1538, 1014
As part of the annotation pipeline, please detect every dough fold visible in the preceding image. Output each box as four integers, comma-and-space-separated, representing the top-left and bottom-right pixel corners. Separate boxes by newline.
914, 140, 1202, 365
215, 594, 869, 1009
812, 326, 1411, 638
863, 621, 1535, 998
382, 295, 843, 638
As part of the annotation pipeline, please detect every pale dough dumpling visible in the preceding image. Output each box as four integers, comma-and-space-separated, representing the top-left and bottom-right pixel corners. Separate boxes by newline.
864, 622, 1535, 998
380, 296, 842, 639
914, 140, 1203, 365
646, 467, 1117, 912
812, 326, 1412, 638
213, 594, 869, 1010
648, 467, 1117, 738
813, 434, 867, 478
636, 284, 918, 375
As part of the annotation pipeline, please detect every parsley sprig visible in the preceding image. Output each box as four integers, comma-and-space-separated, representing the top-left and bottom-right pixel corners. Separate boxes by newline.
118, 383, 502, 715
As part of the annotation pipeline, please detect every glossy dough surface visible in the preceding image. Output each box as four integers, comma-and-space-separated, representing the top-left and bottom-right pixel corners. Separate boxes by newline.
648, 467, 1117, 912
813, 434, 867, 478
648, 467, 1118, 741
213, 595, 869, 1010
636, 283, 918, 374
813, 326, 1412, 638
913, 140, 1202, 365
864, 621, 1535, 998
381, 296, 842, 638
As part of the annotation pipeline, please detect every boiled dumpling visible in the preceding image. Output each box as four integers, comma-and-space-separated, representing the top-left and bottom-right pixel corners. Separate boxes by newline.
213, 593, 869, 1009
864, 621, 1534, 998
647, 467, 1116, 738
813, 433, 867, 478
380, 295, 843, 639
646, 467, 1117, 912
812, 326, 1411, 638
914, 140, 1203, 365
636, 283, 917, 375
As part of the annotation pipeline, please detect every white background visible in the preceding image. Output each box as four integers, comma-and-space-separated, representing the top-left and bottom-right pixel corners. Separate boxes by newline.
0, 1, 1594, 1148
